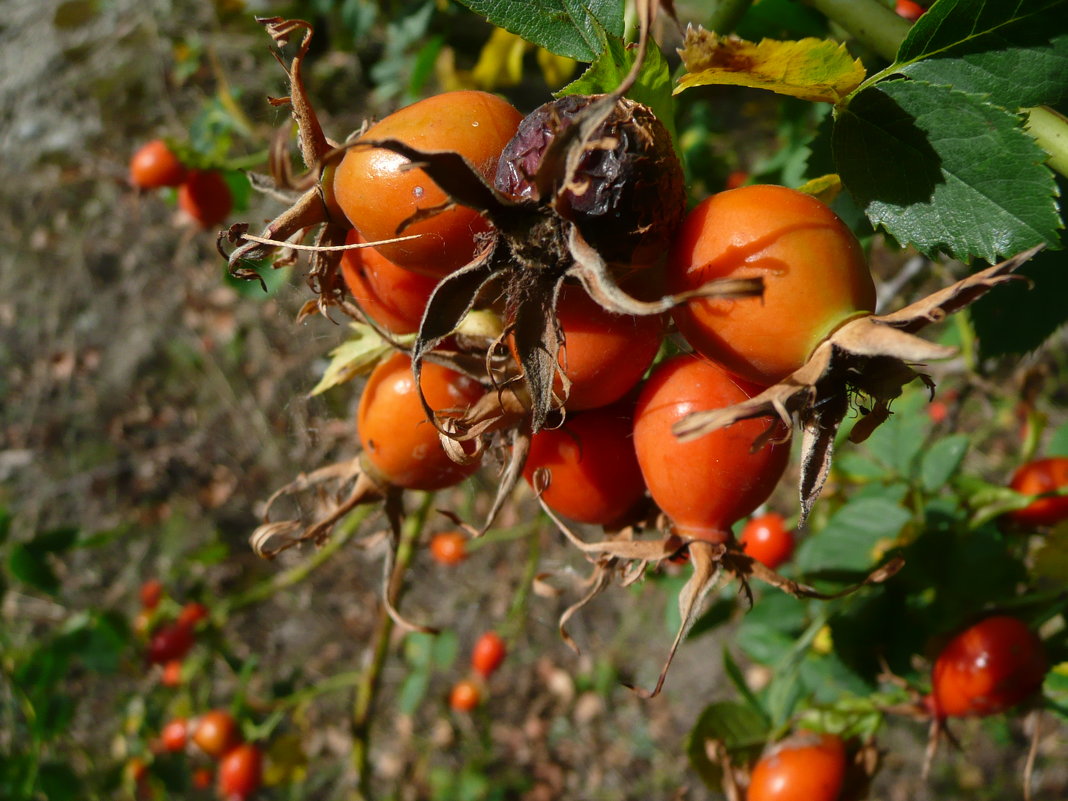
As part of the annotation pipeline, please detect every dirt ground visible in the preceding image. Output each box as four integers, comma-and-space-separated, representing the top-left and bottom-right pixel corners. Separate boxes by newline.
2, 2, 1065, 799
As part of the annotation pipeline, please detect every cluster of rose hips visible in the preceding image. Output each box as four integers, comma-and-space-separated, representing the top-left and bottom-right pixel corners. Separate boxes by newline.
329, 88, 878, 552
135, 579, 210, 687
129, 139, 233, 228
146, 709, 264, 800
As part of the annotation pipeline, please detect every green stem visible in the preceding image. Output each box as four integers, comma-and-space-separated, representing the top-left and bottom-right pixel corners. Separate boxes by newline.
221, 506, 373, 614
1026, 106, 1068, 179
351, 492, 435, 800
807, 0, 912, 62
502, 524, 542, 639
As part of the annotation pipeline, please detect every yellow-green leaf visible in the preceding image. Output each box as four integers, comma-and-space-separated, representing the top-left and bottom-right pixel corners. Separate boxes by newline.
536, 46, 576, 89
675, 29, 866, 104
796, 173, 842, 205
471, 27, 529, 89
308, 325, 411, 397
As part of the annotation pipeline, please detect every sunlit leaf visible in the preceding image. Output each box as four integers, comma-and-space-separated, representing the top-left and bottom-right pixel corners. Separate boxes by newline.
559, 36, 677, 142
834, 80, 1061, 263
308, 325, 407, 396
676, 29, 865, 103
471, 27, 529, 89
453, 0, 624, 62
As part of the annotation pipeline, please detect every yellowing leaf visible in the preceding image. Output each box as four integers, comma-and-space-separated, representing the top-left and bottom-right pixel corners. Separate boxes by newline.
675, 29, 866, 104
536, 47, 577, 89
471, 27, 529, 89
796, 173, 843, 205
1033, 525, 1068, 582
308, 324, 411, 397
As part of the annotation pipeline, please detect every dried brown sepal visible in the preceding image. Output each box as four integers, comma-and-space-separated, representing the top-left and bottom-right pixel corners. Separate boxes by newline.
628, 540, 728, 699
673, 245, 1044, 523
250, 457, 383, 559
248, 454, 435, 633
220, 18, 355, 309
728, 549, 905, 600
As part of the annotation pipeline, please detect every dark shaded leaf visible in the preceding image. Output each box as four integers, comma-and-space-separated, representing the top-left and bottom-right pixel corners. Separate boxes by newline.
834, 80, 1060, 262
897, 0, 1068, 109
686, 701, 770, 791
970, 245, 1068, 357
8, 544, 59, 595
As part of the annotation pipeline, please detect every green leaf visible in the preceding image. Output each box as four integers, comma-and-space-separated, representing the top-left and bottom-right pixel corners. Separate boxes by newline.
37, 762, 82, 801
686, 701, 769, 790
834, 80, 1061, 262
559, 36, 677, 143
1049, 420, 1068, 456
896, 0, 1068, 110
397, 671, 430, 716
453, 0, 624, 62
723, 646, 770, 721
8, 544, 59, 595
309, 324, 404, 396
31, 526, 79, 553
919, 434, 970, 493
431, 629, 460, 668
0, 507, 10, 545
969, 245, 1068, 357
796, 497, 911, 574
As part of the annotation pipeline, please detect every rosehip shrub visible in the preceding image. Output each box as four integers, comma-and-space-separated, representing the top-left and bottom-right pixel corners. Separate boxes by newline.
927, 615, 1047, 718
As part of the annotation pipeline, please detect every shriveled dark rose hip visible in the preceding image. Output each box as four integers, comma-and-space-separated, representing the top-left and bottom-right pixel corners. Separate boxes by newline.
494, 94, 686, 267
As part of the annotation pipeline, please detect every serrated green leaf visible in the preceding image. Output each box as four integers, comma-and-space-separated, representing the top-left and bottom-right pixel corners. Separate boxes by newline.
920, 434, 970, 493
796, 498, 911, 574
686, 701, 769, 790
834, 80, 1061, 262
969, 245, 1068, 357
453, 0, 624, 62
896, 0, 1068, 110
8, 544, 59, 595
558, 36, 677, 143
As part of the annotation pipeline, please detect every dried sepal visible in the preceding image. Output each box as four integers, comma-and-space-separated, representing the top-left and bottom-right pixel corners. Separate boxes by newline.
629, 541, 729, 699
674, 246, 1044, 522
250, 457, 383, 559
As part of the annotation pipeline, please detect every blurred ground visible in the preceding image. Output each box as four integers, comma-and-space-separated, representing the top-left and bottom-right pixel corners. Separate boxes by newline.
1, 2, 1065, 800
